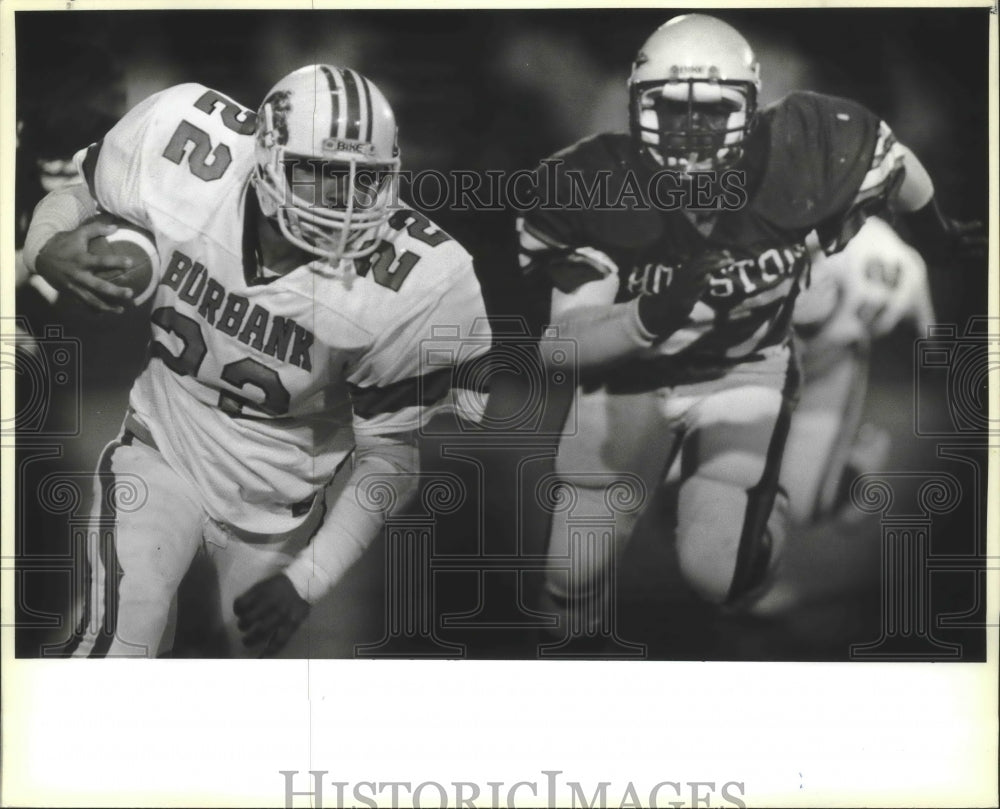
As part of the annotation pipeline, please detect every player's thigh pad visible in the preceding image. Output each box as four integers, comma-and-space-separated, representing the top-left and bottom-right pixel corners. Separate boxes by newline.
546, 384, 676, 604
71, 437, 206, 657
674, 352, 797, 604
555, 385, 677, 483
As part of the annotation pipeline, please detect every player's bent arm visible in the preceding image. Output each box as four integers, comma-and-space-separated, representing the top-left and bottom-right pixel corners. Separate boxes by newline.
282, 430, 421, 605
543, 269, 655, 370
895, 145, 984, 263
23, 183, 134, 311
542, 249, 714, 369
521, 216, 657, 369
22, 183, 98, 272
895, 146, 934, 213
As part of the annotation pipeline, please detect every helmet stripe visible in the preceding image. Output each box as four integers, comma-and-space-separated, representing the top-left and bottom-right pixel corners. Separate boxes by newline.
355, 71, 374, 142
341, 68, 363, 140
320, 65, 346, 140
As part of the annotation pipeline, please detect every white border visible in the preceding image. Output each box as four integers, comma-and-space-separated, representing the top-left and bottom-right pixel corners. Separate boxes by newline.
1, 2, 996, 807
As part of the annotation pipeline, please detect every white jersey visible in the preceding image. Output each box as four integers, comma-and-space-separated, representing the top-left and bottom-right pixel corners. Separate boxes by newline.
794, 217, 933, 373
79, 83, 490, 533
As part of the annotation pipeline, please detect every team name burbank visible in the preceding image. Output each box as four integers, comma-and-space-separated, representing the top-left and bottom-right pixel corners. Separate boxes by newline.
161, 250, 314, 370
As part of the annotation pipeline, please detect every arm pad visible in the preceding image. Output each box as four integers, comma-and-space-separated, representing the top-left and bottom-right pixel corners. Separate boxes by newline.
283, 432, 421, 605
543, 299, 655, 370
22, 183, 98, 274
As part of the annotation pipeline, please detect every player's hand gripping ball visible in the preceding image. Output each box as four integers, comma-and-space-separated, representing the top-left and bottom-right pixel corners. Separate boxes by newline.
84, 213, 160, 305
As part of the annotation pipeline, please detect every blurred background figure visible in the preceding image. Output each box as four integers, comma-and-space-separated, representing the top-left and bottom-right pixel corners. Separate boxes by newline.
15, 39, 127, 313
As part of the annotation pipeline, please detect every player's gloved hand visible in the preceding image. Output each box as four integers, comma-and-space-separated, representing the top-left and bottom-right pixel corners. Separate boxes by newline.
635, 251, 717, 337
942, 216, 986, 261
35, 221, 134, 314
901, 199, 986, 266
234, 573, 310, 657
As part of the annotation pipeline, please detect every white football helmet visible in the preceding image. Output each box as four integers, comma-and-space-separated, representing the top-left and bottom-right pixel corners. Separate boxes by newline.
629, 15, 761, 173
252, 65, 400, 261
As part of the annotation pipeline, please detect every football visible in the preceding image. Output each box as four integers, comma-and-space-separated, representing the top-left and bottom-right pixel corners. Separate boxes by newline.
86, 213, 160, 305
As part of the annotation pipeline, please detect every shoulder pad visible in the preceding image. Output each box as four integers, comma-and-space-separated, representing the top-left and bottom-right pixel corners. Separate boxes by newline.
750, 91, 881, 229
547, 133, 631, 172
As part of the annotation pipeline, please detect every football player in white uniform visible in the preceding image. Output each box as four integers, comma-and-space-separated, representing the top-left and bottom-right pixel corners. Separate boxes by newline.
785, 216, 935, 526
24, 65, 490, 657
518, 15, 979, 647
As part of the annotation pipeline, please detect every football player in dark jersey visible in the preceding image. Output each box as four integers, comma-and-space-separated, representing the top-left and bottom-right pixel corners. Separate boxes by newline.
517, 14, 980, 646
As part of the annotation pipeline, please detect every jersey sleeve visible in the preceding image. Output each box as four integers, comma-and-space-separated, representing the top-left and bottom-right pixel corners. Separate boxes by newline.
346, 257, 492, 436
74, 88, 163, 229
516, 136, 622, 294
75, 83, 253, 231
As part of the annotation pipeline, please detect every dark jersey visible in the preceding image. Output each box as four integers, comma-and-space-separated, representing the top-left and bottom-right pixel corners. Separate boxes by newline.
517, 91, 906, 375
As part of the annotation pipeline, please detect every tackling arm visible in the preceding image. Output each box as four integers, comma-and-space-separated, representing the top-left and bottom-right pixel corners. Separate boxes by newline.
542, 269, 656, 369
282, 430, 421, 605
232, 430, 420, 655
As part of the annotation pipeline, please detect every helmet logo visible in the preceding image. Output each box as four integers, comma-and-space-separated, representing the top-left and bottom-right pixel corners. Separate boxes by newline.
262, 90, 292, 146
669, 64, 712, 78
322, 137, 376, 157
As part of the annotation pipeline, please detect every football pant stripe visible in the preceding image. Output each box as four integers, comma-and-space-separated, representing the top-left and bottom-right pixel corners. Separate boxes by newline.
340, 68, 363, 141
725, 348, 800, 603
70, 552, 104, 658
67, 439, 121, 656
320, 65, 345, 140
57, 538, 93, 656
89, 438, 127, 657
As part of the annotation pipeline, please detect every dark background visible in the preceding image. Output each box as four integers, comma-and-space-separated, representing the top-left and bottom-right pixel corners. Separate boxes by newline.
12, 7, 991, 659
